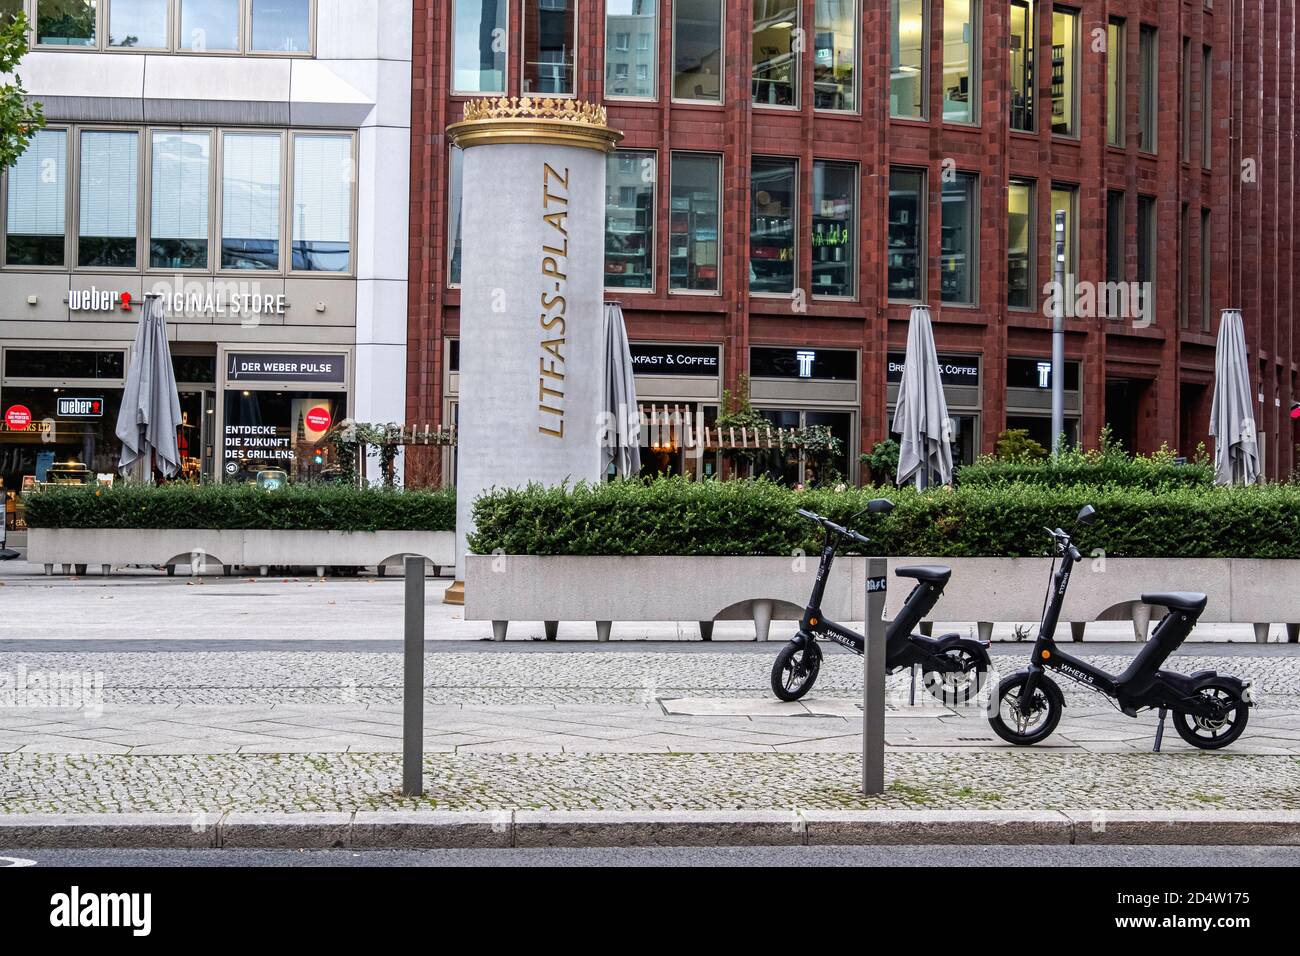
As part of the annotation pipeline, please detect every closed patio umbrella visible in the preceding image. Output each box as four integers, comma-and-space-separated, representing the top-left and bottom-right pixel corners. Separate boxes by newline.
115, 294, 182, 481
1209, 308, 1260, 485
892, 305, 953, 489
603, 302, 641, 477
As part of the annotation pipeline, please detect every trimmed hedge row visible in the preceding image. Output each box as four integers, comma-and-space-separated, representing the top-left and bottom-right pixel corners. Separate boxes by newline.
956, 456, 1214, 490
469, 477, 1300, 559
22, 483, 456, 533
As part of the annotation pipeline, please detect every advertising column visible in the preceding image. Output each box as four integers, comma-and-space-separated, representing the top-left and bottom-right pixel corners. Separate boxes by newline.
445, 100, 622, 596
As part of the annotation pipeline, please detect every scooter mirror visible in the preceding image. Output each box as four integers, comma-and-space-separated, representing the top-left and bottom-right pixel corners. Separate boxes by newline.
867, 498, 895, 515
1076, 504, 1097, 526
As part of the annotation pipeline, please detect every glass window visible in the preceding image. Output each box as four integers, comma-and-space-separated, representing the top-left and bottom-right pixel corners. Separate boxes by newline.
752, 0, 798, 107
1137, 194, 1155, 313
942, 0, 975, 124
890, 0, 925, 119
669, 152, 720, 292
1049, 185, 1076, 277
1181, 37, 1192, 161
5, 129, 67, 267
1139, 25, 1157, 152
1106, 18, 1125, 146
1009, 1, 1033, 131
0, 385, 125, 493
604, 150, 655, 291
453, 0, 509, 93
108, 0, 169, 48
749, 157, 796, 295
150, 131, 210, 269
1179, 202, 1189, 326
221, 132, 281, 271
251, 0, 310, 53
522, 0, 575, 95
0, 0, 21, 24
1202, 47, 1212, 166
4, 348, 125, 379
940, 172, 976, 304
1105, 189, 1124, 285
448, 145, 463, 285
222, 390, 346, 483
1051, 8, 1077, 136
812, 160, 855, 298
1007, 179, 1033, 309
78, 130, 138, 268
605, 0, 656, 99
814, 0, 856, 111
36, 0, 97, 46
180, 0, 240, 52
888, 168, 924, 301
291, 134, 352, 273
673, 0, 722, 102
1200, 208, 1210, 330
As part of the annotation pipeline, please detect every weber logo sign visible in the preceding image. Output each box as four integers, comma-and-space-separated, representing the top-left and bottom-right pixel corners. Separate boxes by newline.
56, 397, 103, 418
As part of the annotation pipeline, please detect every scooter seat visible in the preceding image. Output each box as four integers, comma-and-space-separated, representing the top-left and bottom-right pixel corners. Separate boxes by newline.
1142, 592, 1208, 614
895, 565, 952, 585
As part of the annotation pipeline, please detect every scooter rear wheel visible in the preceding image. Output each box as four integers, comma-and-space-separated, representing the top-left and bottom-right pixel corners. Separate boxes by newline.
989, 672, 1063, 745
923, 647, 990, 706
771, 641, 822, 702
1172, 683, 1250, 749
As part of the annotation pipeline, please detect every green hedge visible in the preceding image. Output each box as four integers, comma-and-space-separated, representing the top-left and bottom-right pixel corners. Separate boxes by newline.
956, 456, 1214, 490
469, 476, 1300, 559
22, 483, 456, 533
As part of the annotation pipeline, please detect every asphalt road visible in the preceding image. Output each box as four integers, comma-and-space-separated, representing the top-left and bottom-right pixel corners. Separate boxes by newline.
4, 845, 1299, 867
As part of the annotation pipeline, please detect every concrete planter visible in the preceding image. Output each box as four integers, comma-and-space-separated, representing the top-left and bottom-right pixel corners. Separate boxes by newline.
27, 528, 455, 577
465, 554, 1300, 643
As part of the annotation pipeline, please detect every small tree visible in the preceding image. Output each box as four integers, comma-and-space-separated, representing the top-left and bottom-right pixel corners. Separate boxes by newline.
0, 15, 45, 171
994, 428, 1048, 462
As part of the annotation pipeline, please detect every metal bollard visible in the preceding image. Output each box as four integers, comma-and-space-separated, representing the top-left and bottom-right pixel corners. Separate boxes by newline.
862, 557, 887, 795
403, 555, 425, 797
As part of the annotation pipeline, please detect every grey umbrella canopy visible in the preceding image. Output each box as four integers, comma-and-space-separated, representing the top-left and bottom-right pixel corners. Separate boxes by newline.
1208, 308, 1260, 485
115, 295, 182, 480
892, 305, 953, 489
603, 302, 642, 477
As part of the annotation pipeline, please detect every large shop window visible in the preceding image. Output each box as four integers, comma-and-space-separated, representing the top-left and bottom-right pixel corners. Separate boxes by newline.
890, 0, 925, 119
940, 172, 976, 304
888, 167, 924, 301
522, 0, 576, 95
811, 160, 855, 299
180, 0, 241, 51
5, 129, 67, 267
673, 0, 722, 102
1009, 0, 1033, 131
755, 408, 852, 488
292, 134, 352, 273
78, 130, 139, 269
110, 0, 171, 48
0, 386, 124, 491
222, 132, 282, 271
1051, 8, 1078, 136
222, 390, 345, 482
150, 130, 211, 269
749, 157, 796, 295
814, 0, 856, 111
942, 0, 976, 124
604, 150, 655, 291
36, 0, 96, 46
453, 0, 509, 93
752, 0, 798, 107
668, 152, 720, 292
250, 0, 311, 53
1007, 178, 1034, 309
605, 0, 656, 99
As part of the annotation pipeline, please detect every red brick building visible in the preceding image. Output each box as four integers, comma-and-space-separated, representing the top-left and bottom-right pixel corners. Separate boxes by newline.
407, 1, 1299, 485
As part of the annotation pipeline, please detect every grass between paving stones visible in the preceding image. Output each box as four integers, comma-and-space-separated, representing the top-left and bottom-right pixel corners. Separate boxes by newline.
2, 752, 1298, 815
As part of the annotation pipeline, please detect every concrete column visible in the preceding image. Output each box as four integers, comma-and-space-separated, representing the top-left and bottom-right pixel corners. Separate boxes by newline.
447, 101, 623, 589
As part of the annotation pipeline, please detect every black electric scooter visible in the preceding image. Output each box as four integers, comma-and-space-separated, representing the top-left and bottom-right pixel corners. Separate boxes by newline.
770, 501, 990, 704
989, 505, 1254, 750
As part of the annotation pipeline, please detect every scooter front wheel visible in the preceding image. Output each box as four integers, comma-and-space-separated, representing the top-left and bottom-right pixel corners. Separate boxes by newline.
989, 672, 1063, 745
771, 640, 822, 702
1172, 682, 1250, 749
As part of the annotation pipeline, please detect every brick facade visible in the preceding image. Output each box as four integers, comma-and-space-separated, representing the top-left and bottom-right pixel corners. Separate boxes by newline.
407, 1, 1300, 483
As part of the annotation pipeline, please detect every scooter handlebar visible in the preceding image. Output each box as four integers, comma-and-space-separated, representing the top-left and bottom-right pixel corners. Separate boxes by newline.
796, 509, 872, 547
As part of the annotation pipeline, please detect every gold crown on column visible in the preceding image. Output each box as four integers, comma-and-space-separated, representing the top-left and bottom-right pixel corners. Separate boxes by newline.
462, 96, 609, 127
448, 97, 622, 152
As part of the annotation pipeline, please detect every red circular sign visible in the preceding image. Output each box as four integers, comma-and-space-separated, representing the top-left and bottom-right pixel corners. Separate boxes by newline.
5, 405, 32, 430
305, 406, 332, 432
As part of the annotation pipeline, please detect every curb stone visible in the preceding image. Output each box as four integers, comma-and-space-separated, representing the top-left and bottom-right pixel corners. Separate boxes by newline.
3, 811, 1300, 849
